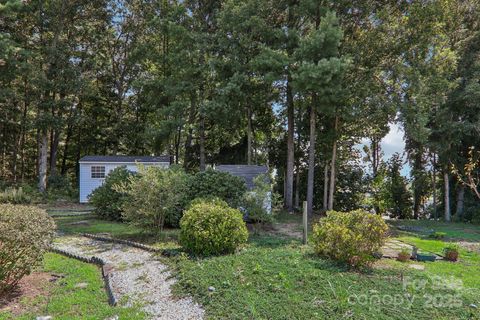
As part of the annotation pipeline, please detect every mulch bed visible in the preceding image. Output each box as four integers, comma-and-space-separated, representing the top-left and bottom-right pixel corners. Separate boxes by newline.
0, 272, 58, 316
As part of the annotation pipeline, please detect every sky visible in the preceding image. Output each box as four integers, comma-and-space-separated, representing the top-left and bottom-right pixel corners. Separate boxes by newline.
359, 122, 410, 177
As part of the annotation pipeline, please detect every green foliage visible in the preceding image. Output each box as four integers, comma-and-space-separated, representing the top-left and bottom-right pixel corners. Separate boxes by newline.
312, 210, 388, 268
243, 174, 273, 224
430, 231, 447, 239
121, 165, 190, 231
89, 166, 133, 221
397, 248, 411, 262
0, 204, 55, 294
386, 154, 413, 219
180, 198, 248, 256
47, 174, 73, 193
188, 169, 246, 208
443, 243, 460, 261
0, 187, 31, 204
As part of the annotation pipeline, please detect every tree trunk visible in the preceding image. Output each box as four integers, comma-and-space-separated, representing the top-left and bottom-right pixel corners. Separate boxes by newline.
444, 171, 451, 222
432, 153, 437, 220
328, 116, 339, 211
38, 129, 48, 193
295, 166, 300, 209
199, 111, 206, 171
184, 94, 197, 169
456, 183, 465, 221
247, 106, 253, 165
323, 163, 329, 211
50, 129, 60, 176
306, 104, 316, 216
285, 74, 295, 211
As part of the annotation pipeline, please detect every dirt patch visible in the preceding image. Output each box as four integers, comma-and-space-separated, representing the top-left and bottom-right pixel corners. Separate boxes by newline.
457, 241, 480, 253
271, 223, 303, 239
0, 272, 56, 316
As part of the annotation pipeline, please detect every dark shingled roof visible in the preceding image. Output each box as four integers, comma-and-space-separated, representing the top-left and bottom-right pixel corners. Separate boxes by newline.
79, 155, 171, 163
215, 165, 269, 190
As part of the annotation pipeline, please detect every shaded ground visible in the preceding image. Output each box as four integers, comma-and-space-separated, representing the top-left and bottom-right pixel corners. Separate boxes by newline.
0, 272, 54, 316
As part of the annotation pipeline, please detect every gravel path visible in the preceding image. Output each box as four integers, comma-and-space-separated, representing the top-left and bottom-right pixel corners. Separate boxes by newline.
53, 236, 204, 320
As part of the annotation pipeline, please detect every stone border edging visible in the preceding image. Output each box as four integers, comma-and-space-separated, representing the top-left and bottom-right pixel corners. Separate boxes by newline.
49, 213, 92, 218
81, 233, 162, 253
48, 247, 118, 306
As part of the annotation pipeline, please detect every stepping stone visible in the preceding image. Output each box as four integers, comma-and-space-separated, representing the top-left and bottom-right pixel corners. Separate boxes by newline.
74, 282, 88, 289
409, 264, 425, 270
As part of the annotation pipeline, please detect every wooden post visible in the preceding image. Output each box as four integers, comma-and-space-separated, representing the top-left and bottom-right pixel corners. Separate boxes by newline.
303, 201, 308, 245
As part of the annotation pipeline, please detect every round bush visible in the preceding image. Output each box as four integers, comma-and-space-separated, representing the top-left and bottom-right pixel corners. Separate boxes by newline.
312, 210, 388, 268
180, 199, 248, 255
89, 166, 133, 221
188, 169, 246, 208
0, 204, 56, 294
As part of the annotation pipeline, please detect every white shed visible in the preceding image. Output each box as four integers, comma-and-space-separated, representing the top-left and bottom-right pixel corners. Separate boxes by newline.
78, 155, 171, 203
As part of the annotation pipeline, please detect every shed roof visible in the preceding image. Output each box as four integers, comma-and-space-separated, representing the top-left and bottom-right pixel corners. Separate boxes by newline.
79, 155, 171, 163
215, 165, 269, 190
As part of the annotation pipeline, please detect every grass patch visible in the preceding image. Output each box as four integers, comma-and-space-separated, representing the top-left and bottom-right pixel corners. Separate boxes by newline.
170, 234, 480, 320
53, 214, 180, 249
389, 220, 480, 242
51, 210, 480, 319
0, 253, 144, 320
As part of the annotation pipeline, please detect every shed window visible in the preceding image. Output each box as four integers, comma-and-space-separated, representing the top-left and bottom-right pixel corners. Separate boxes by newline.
91, 166, 105, 179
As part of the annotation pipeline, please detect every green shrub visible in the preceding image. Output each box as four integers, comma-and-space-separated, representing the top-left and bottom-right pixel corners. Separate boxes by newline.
180, 198, 248, 255
0, 187, 31, 204
188, 169, 246, 208
120, 165, 190, 231
89, 166, 133, 221
312, 210, 388, 268
242, 174, 274, 224
430, 231, 447, 239
0, 204, 56, 294
47, 174, 72, 192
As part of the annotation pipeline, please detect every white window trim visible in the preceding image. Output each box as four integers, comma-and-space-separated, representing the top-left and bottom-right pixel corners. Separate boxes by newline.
91, 166, 106, 179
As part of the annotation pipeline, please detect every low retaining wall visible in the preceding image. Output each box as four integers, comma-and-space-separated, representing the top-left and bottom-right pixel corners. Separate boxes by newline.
48, 247, 118, 306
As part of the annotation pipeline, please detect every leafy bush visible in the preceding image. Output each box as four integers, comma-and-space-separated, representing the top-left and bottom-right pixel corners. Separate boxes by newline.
430, 231, 447, 239
188, 169, 246, 208
89, 166, 134, 221
120, 165, 190, 231
180, 198, 248, 255
0, 204, 56, 294
243, 174, 273, 224
312, 210, 388, 268
0, 187, 31, 204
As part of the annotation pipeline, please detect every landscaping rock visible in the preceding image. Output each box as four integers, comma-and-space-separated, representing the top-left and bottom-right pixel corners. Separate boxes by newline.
74, 282, 88, 289
36, 316, 52, 320
470, 304, 478, 309
409, 264, 425, 270
208, 286, 216, 292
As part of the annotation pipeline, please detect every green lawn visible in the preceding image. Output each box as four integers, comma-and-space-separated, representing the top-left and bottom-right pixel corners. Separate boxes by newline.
14, 211, 479, 319
0, 253, 144, 320
169, 233, 480, 320
389, 219, 480, 242
53, 214, 180, 249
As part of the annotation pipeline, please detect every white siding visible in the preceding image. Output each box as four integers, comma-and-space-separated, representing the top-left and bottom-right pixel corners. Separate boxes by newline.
79, 162, 169, 203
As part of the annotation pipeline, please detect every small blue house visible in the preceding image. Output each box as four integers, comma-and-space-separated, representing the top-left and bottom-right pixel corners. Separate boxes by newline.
79, 155, 170, 203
